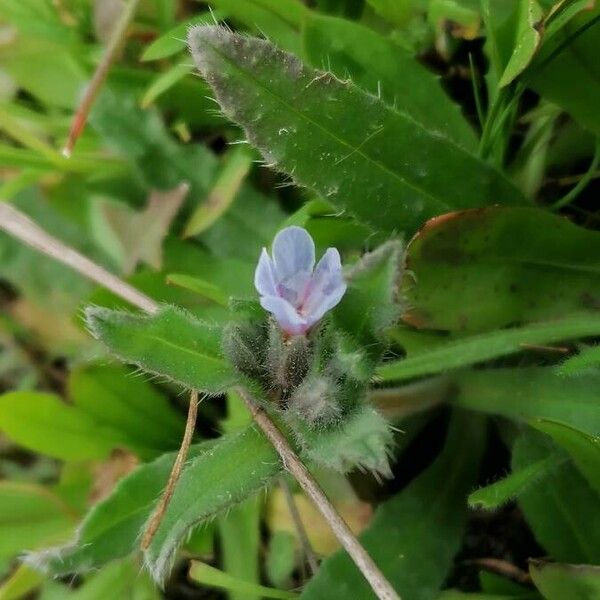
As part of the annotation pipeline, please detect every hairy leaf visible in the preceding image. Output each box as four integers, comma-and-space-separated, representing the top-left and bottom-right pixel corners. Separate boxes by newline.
27, 444, 209, 574
378, 314, 600, 382
513, 431, 600, 564
143, 425, 280, 584
85, 305, 239, 394
468, 454, 563, 510
531, 419, 600, 496
302, 13, 476, 149
188, 26, 524, 236
404, 207, 600, 331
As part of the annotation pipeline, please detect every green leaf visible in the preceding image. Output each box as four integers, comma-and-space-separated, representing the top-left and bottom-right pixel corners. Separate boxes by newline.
0, 392, 126, 460
85, 305, 240, 394
218, 500, 261, 600
89, 89, 216, 199
378, 314, 600, 382
301, 411, 486, 600
452, 368, 600, 436
0, 482, 75, 559
527, 6, 600, 135
144, 425, 281, 584
188, 26, 524, 236
404, 206, 600, 332
266, 531, 297, 588
189, 562, 297, 600
365, 0, 411, 26
530, 561, 600, 600
468, 454, 563, 510
302, 13, 477, 149
166, 273, 229, 306
557, 345, 600, 375
27, 443, 211, 574
141, 11, 225, 61
140, 61, 193, 108
334, 240, 403, 358
69, 364, 184, 454
183, 147, 253, 237
512, 431, 600, 564
499, 0, 544, 87
0, 564, 45, 600
531, 419, 600, 496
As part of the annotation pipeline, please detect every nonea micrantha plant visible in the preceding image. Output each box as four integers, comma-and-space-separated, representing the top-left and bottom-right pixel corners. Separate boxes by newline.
224, 225, 402, 476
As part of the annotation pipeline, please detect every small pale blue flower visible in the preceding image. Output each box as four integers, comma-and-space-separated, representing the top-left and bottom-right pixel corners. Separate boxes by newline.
255, 226, 347, 335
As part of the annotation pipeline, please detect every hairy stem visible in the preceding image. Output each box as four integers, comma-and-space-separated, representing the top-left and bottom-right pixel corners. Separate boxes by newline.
0, 202, 399, 600
141, 390, 200, 550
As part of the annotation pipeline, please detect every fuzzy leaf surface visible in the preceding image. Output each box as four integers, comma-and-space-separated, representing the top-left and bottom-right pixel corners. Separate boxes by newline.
303, 13, 476, 149
513, 431, 600, 564
143, 425, 281, 584
188, 26, 524, 236
531, 419, 600, 496
378, 314, 600, 382
85, 305, 239, 393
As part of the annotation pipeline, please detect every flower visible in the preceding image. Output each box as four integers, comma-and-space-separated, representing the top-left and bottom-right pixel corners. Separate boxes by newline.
254, 226, 347, 335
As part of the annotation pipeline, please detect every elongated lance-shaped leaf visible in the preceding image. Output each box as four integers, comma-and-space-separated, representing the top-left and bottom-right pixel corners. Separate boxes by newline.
378, 314, 600, 382
26, 442, 212, 574
188, 26, 524, 236
144, 425, 281, 584
85, 305, 239, 393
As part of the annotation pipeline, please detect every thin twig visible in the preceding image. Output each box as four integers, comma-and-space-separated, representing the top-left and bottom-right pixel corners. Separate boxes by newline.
464, 558, 532, 585
0, 202, 158, 314
0, 203, 400, 600
62, 0, 141, 157
237, 387, 400, 600
278, 476, 319, 576
141, 390, 200, 550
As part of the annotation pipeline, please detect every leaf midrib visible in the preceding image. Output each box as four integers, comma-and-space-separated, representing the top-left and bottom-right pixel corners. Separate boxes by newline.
205, 37, 451, 211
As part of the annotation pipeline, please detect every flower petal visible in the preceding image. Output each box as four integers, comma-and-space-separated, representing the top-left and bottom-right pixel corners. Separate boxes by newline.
260, 295, 308, 335
272, 226, 315, 282
254, 248, 277, 297
302, 248, 347, 327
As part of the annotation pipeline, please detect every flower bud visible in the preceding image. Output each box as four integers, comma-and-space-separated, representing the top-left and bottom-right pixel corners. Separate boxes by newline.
287, 375, 341, 427
222, 321, 265, 378
267, 320, 311, 396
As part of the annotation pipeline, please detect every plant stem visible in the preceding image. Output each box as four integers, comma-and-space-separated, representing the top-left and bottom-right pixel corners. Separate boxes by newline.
278, 476, 319, 576
0, 202, 399, 600
237, 387, 400, 600
0, 202, 158, 314
141, 390, 200, 550
550, 138, 600, 210
62, 0, 141, 157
